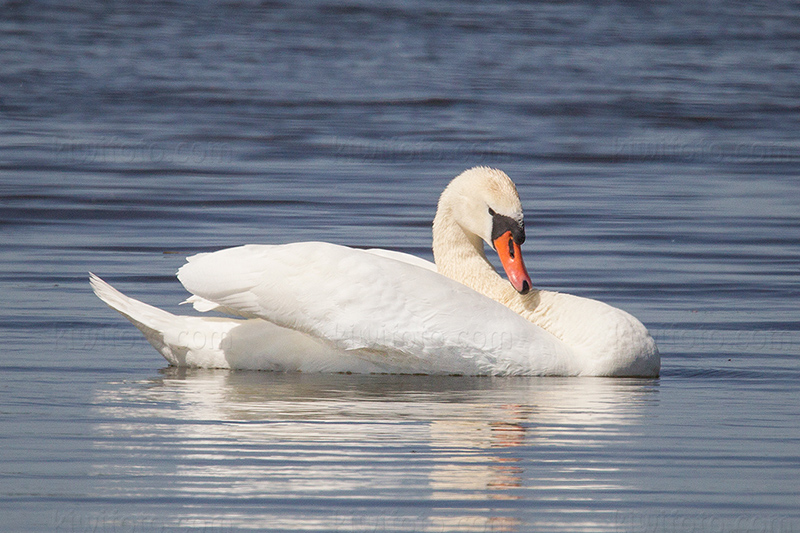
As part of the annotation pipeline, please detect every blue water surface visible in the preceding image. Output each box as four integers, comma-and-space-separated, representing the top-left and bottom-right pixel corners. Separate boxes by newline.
1, 1, 799, 531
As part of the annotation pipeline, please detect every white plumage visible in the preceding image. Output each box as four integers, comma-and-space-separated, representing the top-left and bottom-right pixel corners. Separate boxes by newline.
91, 167, 659, 377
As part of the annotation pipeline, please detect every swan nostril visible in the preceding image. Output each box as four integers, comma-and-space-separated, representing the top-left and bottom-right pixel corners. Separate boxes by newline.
508, 238, 515, 259
520, 280, 530, 294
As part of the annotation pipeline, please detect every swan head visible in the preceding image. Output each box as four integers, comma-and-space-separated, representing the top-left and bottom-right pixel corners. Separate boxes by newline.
436, 167, 533, 294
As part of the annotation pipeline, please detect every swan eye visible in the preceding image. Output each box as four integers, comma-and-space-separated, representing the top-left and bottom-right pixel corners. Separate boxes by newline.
489, 208, 526, 245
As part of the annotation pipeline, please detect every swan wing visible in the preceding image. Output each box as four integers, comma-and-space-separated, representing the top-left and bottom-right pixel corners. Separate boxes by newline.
181, 247, 435, 314
177, 242, 579, 375
364, 248, 437, 271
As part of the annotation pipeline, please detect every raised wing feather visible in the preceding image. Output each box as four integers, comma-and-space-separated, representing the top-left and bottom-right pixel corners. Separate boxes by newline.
363, 248, 437, 271
177, 242, 579, 375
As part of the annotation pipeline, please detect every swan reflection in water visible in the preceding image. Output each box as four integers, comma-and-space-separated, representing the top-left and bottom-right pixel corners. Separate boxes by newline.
92, 370, 658, 532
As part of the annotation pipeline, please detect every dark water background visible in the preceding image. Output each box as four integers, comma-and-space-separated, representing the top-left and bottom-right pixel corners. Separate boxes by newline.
1, 1, 799, 531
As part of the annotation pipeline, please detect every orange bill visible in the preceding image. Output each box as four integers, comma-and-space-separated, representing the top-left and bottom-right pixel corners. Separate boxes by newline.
493, 230, 532, 295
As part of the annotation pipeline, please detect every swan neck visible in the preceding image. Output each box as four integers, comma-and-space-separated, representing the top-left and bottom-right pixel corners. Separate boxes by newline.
432, 206, 503, 297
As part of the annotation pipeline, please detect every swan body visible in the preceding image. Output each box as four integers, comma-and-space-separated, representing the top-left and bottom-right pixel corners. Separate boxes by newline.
91, 167, 659, 377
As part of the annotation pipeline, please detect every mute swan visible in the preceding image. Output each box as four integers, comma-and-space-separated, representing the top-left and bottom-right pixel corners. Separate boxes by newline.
91, 167, 659, 377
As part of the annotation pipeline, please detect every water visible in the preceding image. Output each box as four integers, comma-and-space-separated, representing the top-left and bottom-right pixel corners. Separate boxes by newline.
1, 1, 799, 531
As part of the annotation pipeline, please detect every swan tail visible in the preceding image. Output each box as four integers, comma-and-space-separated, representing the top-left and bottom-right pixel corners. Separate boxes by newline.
89, 273, 238, 367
